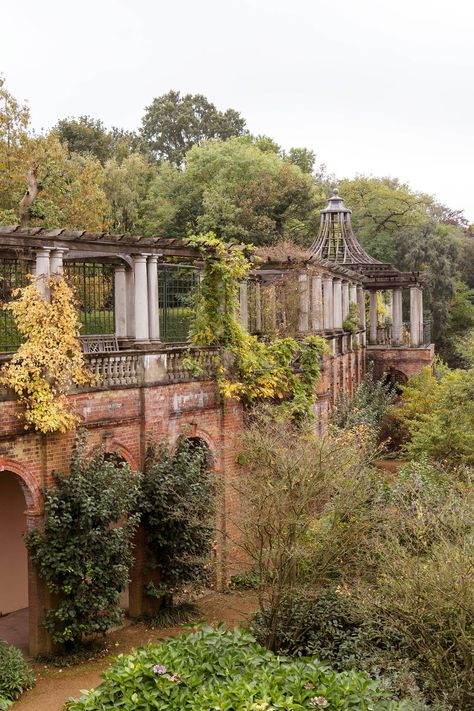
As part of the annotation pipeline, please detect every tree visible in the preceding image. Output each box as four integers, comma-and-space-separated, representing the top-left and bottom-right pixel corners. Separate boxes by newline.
141, 138, 320, 244
285, 147, 316, 174
104, 153, 154, 232
55, 115, 113, 164
140, 90, 247, 166
0, 79, 110, 230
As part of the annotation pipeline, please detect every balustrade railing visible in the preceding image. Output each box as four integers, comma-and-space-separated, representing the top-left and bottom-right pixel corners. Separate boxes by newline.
86, 352, 140, 387
376, 326, 392, 345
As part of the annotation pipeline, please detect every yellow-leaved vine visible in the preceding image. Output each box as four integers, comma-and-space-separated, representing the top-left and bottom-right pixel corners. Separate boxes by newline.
185, 233, 328, 421
0, 275, 96, 433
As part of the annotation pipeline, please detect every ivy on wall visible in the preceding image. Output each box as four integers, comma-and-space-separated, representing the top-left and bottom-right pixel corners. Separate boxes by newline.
185, 233, 327, 420
0, 275, 95, 433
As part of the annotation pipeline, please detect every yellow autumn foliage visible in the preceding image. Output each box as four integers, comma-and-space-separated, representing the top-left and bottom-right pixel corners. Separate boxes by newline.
0, 276, 96, 433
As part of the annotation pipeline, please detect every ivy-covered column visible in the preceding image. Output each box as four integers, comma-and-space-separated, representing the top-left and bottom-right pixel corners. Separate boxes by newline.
239, 281, 249, 330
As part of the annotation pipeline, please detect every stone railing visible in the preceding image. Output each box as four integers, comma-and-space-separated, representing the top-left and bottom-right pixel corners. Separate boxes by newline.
376, 326, 392, 345
84, 345, 218, 389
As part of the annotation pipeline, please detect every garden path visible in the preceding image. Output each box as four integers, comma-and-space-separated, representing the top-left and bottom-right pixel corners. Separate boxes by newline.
13, 591, 258, 711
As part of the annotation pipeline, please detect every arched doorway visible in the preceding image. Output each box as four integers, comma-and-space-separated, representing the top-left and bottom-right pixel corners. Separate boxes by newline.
0, 471, 29, 651
383, 367, 407, 395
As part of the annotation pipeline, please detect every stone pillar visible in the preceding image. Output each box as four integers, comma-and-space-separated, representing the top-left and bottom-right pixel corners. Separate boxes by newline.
341, 281, 350, 321
392, 287, 403, 346
35, 248, 51, 299
386, 291, 393, 322
239, 281, 249, 330
323, 276, 334, 331
125, 268, 135, 340
311, 274, 323, 331
133, 254, 149, 343
357, 285, 366, 330
265, 283, 277, 332
298, 272, 309, 333
350, 283, 357, 307
333, 279, 343, 330
369, 290, 378, 345
410, 286, 423, 347
114, 265, 128, 339
147, 256, 160, 342
254, 281, 262, 332
50, 248, 67, 275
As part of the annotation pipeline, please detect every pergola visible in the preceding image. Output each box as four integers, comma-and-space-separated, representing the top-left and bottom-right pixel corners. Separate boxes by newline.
309, 190, 426, 348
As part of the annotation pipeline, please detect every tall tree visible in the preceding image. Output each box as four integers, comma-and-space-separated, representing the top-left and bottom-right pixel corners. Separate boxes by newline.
55, 115, 114, 164
140, 91, 247, 166
0, 79, 110, 231
141, 137, 321, 244
104, 153, 154, 232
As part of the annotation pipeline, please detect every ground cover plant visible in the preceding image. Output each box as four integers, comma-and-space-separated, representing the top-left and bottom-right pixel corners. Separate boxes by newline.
0, 641, 35, 709
65, 625, 405, 710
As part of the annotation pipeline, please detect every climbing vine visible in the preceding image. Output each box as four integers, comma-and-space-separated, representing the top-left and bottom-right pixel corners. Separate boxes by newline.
185, 233, 327, 420
0, 275, 96, 433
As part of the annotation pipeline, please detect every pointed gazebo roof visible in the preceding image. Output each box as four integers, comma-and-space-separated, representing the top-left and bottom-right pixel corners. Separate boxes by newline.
308, 189, 424, 289
309, 189, 378, 265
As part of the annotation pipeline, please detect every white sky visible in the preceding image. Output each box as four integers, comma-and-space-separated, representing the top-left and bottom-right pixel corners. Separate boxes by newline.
2, 0, 474, 221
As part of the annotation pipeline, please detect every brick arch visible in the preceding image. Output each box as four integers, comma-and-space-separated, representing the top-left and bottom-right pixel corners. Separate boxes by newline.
0, 458, 41, 513
178, 425, 218, 470
87, 441, 139, 472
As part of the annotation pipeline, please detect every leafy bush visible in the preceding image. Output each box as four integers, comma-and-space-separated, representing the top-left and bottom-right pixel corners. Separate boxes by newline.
395, 366, 474, 465
342, 301, 360, 335
26, 437, 141, 648
331, 365, 396, 443
231, 405, 380, 651
66, 625, 404, 710
251, 589, 428, 708
0, 642, 35, 706
140, 436, 215, 604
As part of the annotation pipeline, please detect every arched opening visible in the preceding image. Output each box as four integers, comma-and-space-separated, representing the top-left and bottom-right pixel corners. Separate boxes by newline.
383, 367, 407, 396
0, 471, 29, 651
184, 436, 214, 470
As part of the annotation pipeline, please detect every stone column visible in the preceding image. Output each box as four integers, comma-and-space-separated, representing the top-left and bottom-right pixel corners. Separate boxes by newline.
386, 291, 393, 322
333, 279, 343, 330
147, 256, 160, 342
357, 285, 366, 330
311, 274, 323, 331
350, 283, 357, 306
125, 268, 135, 340
392, 287, 403, 346
133, 254, 149, 343
50, 248, 67, 275
323, 276, 334, 331
114, 265, 128, 339
341, 281, 350, 321
265, 283, 277, 332
298, 272, 309, 333
239, 281, 249, 330
35, 248, 51, 299
254, 281, 262, 332
369, 290, 378, 345
410, 286, 422, 347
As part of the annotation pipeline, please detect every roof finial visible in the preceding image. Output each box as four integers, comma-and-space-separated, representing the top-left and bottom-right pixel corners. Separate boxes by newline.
332, 186, 339, 197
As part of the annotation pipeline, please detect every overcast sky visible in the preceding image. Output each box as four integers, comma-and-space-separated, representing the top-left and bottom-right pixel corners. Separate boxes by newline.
2, 0, 474, 221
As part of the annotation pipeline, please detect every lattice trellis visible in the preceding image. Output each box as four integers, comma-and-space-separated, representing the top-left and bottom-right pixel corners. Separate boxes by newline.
64, 262, 115, 335
158, 265, 199, 342
0, 257, 31, 352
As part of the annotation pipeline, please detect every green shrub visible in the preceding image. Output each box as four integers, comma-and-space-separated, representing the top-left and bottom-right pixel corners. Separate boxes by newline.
26, 437, 141, 649
140, 436, 215, 604
0, 641, 35, 706
331, 365, 396, 443
251, 589, 428, 708
66, 625, 405, 710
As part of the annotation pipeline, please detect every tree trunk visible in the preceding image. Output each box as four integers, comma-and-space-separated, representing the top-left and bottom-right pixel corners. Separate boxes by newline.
18, 167, 39, 228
